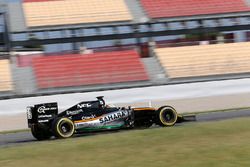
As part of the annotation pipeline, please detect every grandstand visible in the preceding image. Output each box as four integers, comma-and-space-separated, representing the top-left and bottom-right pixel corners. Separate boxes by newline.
140, 0, 250, 19
32, 50, 148, 89
155, 42, 250, 78
0, 0, 250, 98
22, 0, 133, 27
0, 59, 13, 92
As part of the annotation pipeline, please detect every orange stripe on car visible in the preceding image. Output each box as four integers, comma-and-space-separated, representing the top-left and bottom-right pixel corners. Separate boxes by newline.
74, 116, 102, 123
133, 108, 155, 111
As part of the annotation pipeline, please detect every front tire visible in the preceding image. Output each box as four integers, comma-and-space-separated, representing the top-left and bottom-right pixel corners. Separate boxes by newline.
52, 117, 75, 139
157, 106, 178, 126
31, 124, 52, 141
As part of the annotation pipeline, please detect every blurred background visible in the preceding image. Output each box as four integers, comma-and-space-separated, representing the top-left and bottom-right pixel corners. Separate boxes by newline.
1, 0, 250, 98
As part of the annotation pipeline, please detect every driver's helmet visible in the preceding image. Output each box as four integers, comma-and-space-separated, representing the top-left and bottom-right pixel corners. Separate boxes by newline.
98, 99, 105, 108
96, 96, 105, 108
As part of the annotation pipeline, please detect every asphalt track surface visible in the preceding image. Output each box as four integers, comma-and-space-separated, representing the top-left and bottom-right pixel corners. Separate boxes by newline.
1, 109, 250, 148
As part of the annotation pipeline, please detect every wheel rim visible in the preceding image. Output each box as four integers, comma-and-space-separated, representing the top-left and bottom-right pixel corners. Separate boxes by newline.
59, 121, 72, 134
57, 119, 74, 137
159, 107, 177, 126
163, 111, 175, 122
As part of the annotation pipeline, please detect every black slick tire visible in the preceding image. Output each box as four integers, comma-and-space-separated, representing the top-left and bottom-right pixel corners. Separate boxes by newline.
52, 117, 75, 139
31, 124, 52, 141
157, 106, 178, 126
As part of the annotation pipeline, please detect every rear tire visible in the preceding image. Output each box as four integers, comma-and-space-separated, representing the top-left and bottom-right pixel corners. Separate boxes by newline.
52, 117, 75, 139
31, 124, 52, 141
157, 106, 178, 126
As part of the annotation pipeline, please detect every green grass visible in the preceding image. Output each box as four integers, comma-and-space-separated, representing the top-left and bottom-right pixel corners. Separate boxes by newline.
1, 117, 250, 167
0, 129, 29, 134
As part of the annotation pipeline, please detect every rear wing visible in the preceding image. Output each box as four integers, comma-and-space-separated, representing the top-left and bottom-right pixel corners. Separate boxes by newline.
27, 102, 58, 128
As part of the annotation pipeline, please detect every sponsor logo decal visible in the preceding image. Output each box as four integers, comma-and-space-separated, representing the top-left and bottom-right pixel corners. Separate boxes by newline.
77, 103, 91, 108
99, 111, 127, 124
75, 122, 99, 128
37, 106, 57, 114
38, 120, 49, 123
37, 106, 46, 114
38, 114, 52, 118
66, 109, 83, 115
27, 108, 32, 119
82, 115, 96, 120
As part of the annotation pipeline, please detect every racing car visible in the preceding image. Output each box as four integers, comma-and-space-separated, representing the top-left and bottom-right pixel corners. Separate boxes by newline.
27, 96, 195, 140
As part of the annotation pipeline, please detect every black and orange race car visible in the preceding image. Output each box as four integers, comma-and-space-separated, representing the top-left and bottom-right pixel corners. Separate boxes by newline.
27, 96, 195, 140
